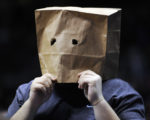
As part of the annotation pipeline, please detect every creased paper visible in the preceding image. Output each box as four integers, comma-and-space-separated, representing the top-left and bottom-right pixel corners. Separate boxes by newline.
35, 7, 121, 83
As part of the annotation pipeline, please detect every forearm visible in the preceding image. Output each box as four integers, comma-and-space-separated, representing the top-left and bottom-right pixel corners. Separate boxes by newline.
10, 74, 55, 120
10, 99, 40, 120
93, 98, 120, 120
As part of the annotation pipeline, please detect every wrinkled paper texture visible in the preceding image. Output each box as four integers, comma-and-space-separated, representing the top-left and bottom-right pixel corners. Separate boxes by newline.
35, 7, 121, 83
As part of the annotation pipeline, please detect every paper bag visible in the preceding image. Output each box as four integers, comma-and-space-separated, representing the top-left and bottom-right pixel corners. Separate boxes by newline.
35, 7, 121, 83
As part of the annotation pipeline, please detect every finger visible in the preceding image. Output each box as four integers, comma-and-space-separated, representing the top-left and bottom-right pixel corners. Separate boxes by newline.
78, 70, 96, 77
41, 74, 56, 85
41, 75, 52, 85
78, 74, 91, 82
78, 74, 93, 84
36, 76, 53, 94
38, 81, 52, 93
79, 75, 94, 79
78, 70, 89, 77
34, 83, 47, 96
44, 73, 57, 82
78, 77, 90, 89
79, 80, 88, 89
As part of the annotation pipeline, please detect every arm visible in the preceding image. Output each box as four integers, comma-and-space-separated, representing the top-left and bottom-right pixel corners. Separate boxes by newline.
10, 73, 57, 120
78, 70, 120, 120
10, 99, 39, 120
93, 98, 120, 120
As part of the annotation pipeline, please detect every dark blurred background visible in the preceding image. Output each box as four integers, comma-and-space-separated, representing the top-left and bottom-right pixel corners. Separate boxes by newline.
0, 0, 150, 119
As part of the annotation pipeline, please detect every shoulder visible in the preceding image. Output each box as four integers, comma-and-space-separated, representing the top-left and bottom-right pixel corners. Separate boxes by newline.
102, 78, 140, 98
13, 80, 33, 104
7, 81, 33, 118
103, 78, 133, 88
102, 78, 145, 119
16, 81, 32, 101
18, 80, 32, 90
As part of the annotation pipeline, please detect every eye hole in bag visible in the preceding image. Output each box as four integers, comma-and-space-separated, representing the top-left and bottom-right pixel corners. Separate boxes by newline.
51, 38, 56, 46
72, 39, 78, 45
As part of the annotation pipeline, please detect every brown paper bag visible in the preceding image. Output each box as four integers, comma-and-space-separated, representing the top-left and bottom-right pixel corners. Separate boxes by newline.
35, 7, 121, 83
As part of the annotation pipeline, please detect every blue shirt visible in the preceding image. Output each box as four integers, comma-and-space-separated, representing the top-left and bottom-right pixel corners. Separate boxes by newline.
7, 79, 145, 120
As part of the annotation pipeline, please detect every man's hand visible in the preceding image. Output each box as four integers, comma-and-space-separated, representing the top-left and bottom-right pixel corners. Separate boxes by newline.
78, 70, 103, 105
10, 73, 57, 120
29, 73, 57, 107
78, 70, 120, 120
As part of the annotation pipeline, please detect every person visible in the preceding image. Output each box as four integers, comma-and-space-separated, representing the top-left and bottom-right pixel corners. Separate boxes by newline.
7, 70, 145, 120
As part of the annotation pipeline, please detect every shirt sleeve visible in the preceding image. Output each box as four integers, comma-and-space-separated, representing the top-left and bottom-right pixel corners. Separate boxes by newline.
107, 79, 146, 120
7, 82, 31, 118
